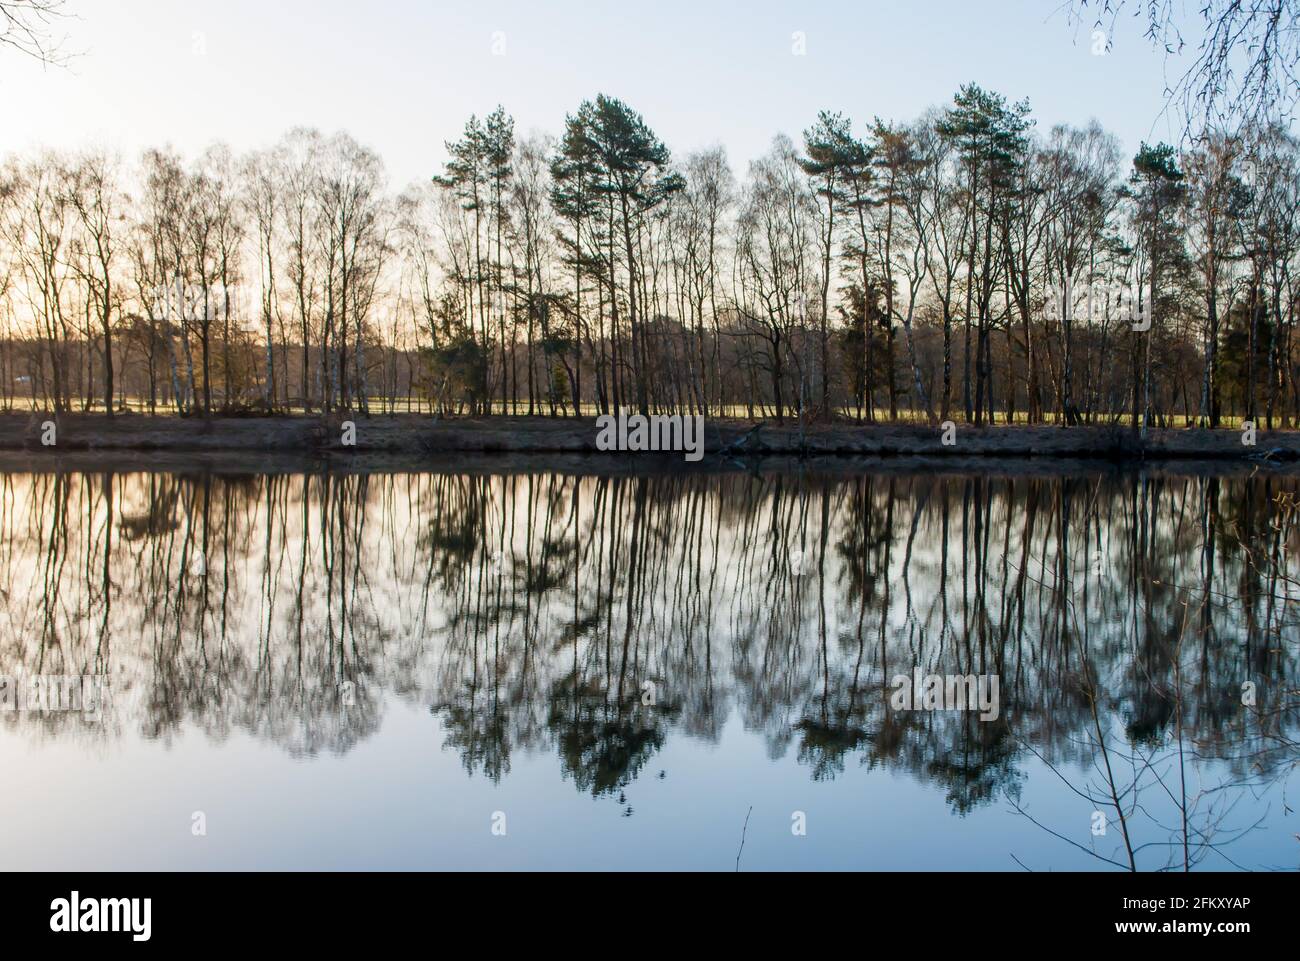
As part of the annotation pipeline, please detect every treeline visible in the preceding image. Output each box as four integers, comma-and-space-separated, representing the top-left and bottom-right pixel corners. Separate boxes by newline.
2, 86, 1298, 426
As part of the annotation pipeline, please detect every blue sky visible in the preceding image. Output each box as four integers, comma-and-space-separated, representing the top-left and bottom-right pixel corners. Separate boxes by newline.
0, 0, 1189, 187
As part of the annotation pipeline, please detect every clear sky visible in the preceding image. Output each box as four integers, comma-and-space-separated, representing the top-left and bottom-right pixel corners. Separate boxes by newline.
0, 0, 1189, 188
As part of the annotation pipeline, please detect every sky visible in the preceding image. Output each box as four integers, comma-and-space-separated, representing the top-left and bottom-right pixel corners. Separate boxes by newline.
0, 0, 1192, 188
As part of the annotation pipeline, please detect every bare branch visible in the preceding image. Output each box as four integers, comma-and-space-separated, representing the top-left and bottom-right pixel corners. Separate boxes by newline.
0, 0, 70, 66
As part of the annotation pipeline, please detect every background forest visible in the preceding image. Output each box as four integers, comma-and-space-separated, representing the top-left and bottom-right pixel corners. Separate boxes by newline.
3, 0, 1300, 431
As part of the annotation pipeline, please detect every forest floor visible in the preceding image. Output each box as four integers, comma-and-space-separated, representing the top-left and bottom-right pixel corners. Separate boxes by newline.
1, 412, 1298, 467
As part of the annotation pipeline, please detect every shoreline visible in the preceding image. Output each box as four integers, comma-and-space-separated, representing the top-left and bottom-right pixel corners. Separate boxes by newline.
2, 413, 1299, 474
0, 450, 1292, 479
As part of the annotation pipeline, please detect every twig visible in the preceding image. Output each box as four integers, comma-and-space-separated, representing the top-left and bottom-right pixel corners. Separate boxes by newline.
735, 805, 753, 872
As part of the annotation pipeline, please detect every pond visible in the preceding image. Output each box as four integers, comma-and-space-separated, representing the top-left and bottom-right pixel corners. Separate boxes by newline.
0, 462, 1296, 871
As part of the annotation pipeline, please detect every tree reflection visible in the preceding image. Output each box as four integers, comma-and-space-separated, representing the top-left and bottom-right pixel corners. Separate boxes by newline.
0, 463, 1295, 865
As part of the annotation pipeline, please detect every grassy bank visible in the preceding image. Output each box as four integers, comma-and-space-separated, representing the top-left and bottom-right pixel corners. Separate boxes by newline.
0, 412, 1297, 462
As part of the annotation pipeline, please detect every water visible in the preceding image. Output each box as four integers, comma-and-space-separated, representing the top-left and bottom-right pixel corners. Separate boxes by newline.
0, 462, 1296, 871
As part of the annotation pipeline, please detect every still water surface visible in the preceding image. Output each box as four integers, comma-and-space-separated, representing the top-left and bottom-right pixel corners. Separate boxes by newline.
0, 463, 1297, 871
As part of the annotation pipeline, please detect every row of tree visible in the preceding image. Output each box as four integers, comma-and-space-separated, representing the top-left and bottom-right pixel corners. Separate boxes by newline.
2, 86, 1298, 426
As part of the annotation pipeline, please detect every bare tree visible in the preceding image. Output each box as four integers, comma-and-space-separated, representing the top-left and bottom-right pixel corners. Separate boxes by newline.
733, 136, 816, 425
1, 152, 75, 411
65, 149, 122, 414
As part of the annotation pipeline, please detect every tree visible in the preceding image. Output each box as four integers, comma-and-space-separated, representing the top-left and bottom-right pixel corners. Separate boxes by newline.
884, 119, 942, 423
510, 131, 563, 414
734, 136, 816, 425
670, 147, 734, 417
916, 109, 966, 422
800, 111, 859, 419
65, 150, 122, 415
197, 145, 244, 409
550, 103, 604, 413
1040, 122, 1122, 425
482, 107, 515, 412
583, 94, 683, 415
1184, 133, 1249, 426
242, 146, 283, 409
1069, 1, 1300, 138
936, 84, 1032, 424
316, 133, 388, 413
1, 152, 74, 410
279, 128, 323, 411
1126, 142, 1187, 434
436, 115, 492, 411
1247, 126, 1300, 425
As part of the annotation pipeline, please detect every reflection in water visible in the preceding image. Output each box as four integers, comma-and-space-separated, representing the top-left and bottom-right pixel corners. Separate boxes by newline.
0, 466, 1297, 870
